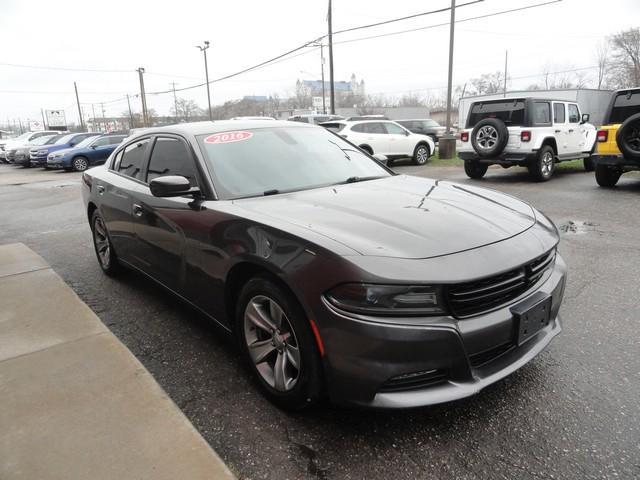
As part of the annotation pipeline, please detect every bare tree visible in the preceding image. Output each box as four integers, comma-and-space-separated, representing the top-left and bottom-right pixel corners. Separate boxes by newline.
595, 40, 609, 90
608, 28, 640, 88
468, 72, 506, 96
398, 92, 426, 107
172, 98, 204, 122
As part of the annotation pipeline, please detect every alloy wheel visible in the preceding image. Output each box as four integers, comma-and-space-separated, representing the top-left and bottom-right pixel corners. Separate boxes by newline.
74, 157, 89, 172
416, 146, 428, 164
475, 125, 498, 150
541, 151, 554, 177
243, 295, 301, 392
93, 216, 110, 268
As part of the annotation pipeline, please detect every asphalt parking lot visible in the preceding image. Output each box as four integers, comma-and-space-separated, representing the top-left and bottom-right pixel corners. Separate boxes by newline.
1, 162, 639, 480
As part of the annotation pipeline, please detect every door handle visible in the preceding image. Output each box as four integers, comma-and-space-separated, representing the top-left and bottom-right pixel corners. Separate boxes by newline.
132, 203, 143, 217
96, 185, 105, 195
554, 130, 561, 133
568, 129, 574, 133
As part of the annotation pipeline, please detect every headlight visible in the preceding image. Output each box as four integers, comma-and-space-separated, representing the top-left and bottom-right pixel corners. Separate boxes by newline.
326, 283, 446, 316
50, 152, 63, 159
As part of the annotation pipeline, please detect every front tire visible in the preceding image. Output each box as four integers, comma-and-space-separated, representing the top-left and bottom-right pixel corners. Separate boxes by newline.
529, 145, 555, 182
72, 156, 89, 172
236, 276, 323, 411
91, 211, 122, 276
464, 159, 488, 179
413, 143, 430, 165
595, 164, 621, 188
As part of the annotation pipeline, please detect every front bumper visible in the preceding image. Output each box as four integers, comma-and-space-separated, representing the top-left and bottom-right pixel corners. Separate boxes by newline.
318, 254, 566, 408
593, 154, 640, 170
30, 155, 48, 167
46, 158, 68, 169
13, 153, 30, 165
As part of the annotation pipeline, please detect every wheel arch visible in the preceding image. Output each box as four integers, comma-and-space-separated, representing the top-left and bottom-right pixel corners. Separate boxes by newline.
539, 137, 558, 156
414, 140, 431, 156
87, 201, 98, 225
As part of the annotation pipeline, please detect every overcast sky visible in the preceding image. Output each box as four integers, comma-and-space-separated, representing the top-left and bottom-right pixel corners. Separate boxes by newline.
1, 0, 638, 124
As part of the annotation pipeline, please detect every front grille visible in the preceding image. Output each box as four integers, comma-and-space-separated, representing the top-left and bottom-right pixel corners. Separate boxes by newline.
447, 250, 555, 318
379, 369, 448, 393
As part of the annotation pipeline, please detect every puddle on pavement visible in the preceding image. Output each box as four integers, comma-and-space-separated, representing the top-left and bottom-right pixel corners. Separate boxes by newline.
559, 220, 599, 234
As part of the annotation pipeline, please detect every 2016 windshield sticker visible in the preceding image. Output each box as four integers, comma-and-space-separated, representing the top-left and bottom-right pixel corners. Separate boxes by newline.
204, 131, 253, 144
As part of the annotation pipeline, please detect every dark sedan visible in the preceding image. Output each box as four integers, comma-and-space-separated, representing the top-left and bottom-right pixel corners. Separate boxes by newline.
396, 119, 446, 142
82, 120, 566, 410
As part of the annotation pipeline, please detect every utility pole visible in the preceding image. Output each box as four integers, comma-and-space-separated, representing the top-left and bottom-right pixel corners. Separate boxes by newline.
40, 109, 47, 130
100, 103, 106, 132
170, 82, 179, 122
18, 118, 23, 134
327, 0, 336, 114
74, 81, 85, 131
441, 0, 457, 159
137, 67, 149, 127
503, 50, 508, 97
126, 94, 134, 129
320, 43, 327, 115
91, 104, 97, 132
196, 42, 212, 120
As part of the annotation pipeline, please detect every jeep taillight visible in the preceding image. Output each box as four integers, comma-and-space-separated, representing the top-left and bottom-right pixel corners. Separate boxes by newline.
597, 130, 608, 142
460, 131, 469, 142
521, 131, 531, 142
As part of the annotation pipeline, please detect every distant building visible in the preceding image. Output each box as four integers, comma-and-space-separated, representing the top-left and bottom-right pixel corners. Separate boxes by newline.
243, 95, 268, 102
296, 73, 365, 98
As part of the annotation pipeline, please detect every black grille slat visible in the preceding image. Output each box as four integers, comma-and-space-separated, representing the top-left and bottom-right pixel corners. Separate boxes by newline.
469, 341, 515, 367
379, 370, 448, 393
448, 250, 555, 318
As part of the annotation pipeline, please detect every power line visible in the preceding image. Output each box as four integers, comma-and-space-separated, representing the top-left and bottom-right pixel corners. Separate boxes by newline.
333, 0, 563, 46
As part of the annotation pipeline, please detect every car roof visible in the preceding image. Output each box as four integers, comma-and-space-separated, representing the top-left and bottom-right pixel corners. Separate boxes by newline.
127, 120, 317, 139
396, 118, 437, 122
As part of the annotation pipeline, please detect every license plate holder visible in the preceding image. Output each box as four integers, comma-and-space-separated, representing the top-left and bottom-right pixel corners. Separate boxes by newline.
511, 294, 552, 346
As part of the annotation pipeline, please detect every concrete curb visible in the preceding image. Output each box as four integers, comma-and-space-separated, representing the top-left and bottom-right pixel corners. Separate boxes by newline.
0, 243, 235, 480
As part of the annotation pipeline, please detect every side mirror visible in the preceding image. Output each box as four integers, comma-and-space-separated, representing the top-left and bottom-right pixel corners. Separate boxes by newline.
581, 113, 590, 124
372, 153, 388, 166
91, 145, 97, 149
405, 130, 410, 136
149, 175, 199, 197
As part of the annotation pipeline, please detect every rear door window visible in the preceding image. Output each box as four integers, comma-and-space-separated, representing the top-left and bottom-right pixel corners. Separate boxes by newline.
146, 137, 199, 187
533, 102, 551, 125
364, 122, 386, 134
118, 139, 150, 181
467, 100, 526, 128
553, 103, 566, 123
609, 90, 640, 123
568, 104, 580, 123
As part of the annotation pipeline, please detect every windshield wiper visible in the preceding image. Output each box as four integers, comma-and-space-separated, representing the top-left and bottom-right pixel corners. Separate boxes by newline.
343, 175, 386, 184
263, 189, 280, 196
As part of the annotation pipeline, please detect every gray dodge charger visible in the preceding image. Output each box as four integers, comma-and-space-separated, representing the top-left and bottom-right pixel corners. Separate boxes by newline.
82, 120, 566, 410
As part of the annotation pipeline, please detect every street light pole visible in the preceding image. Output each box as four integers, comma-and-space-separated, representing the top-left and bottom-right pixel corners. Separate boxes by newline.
171, 82, 179, 122
320, 43, 326, 115
137, 67, 149, 127
196, 41, 212, 120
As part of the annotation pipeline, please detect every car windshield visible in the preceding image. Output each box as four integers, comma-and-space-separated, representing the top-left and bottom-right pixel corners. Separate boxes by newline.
75, 136, 98, 148
54, 134, 76, 145
467, 100, 526, 128
609, 90, 640, 124
29, 135, 56, 146
423, 120, 439, 127
197, 126, 390, 199
45, 134, 64, 145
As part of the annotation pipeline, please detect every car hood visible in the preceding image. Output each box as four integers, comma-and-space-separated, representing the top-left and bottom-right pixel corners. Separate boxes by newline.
52, 146, 79, 156
232, 175, 536, 259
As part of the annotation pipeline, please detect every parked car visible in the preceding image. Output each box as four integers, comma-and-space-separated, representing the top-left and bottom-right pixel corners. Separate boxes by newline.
396, 119, 446, 143
1, 130, 62, 163
458, 98, 597, 181
288, 114, 344, 125
47, 134, 127, 171
13, 134, 63, 167
82, 120, 566, 410
30, 132, 100, 167
592, 87, 640, 187
345, 115, 389, 121
321, 119, 434, 165
230, 116, 276, 120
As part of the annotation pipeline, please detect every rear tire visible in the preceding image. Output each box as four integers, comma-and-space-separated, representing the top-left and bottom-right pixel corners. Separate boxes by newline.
91, 211, 123, 276
528, 145, 555, 182
464, 160, 488, 179
595, 164, 621, 188
236, 276, 323, 411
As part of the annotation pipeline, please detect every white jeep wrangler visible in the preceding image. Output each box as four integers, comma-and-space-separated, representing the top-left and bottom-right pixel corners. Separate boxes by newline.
458, 98, 597, 181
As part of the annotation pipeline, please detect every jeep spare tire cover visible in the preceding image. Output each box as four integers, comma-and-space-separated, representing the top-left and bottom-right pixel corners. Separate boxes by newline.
471, 118, 509, 158
616, 112, 640, 160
